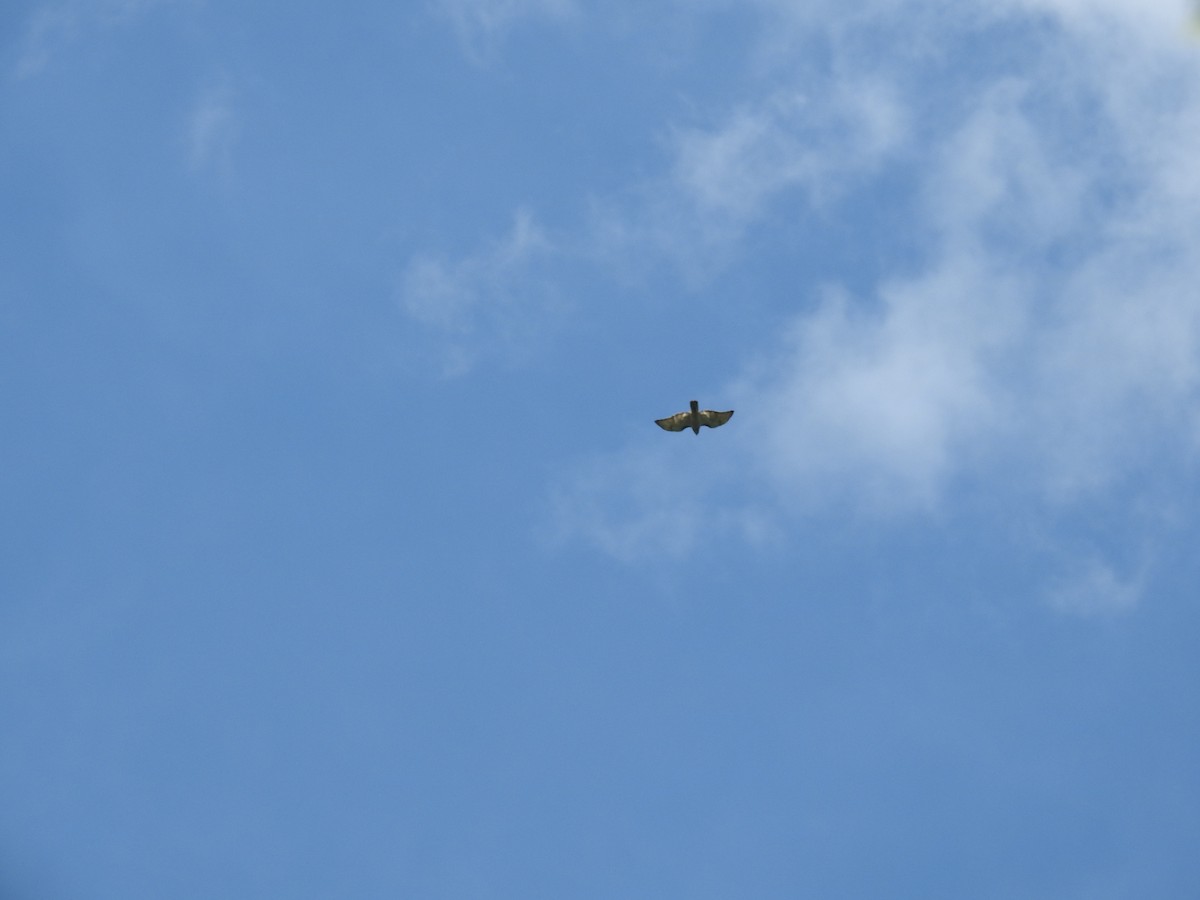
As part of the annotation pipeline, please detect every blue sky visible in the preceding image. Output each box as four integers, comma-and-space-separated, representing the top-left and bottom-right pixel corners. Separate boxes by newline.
3, 0, 1200, 896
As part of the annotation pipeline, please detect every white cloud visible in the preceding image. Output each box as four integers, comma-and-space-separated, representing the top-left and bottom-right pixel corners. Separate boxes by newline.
737, 44, 1200, 506
398, 210, 560, 376
551, 0, 1200, 589
925, 81, 1089, 250
741, 262, 1027, 513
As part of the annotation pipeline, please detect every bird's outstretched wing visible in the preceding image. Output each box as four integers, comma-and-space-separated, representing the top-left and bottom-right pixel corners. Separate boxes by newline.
655, 411, 693, 431
698, 409, 734, 429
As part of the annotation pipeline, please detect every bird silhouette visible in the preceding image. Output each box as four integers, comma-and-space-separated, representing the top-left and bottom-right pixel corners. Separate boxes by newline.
655, 400, 734, 435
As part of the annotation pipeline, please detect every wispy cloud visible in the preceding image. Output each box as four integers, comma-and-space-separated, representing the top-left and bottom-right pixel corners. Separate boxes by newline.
546, 443, 779, 563
669, 81, 905, 225
398, 209, 561, 376
1007, 0, 1189, 32
1047, 557, 1143, 616
12, 0, 172, 79
186, 79, 238, 176
13, 5, 79, 79
587, 75, 908, 283
434, 0, 577, 62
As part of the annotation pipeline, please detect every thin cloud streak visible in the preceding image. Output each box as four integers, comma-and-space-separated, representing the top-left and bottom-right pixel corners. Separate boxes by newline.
546, 444, 778, 563
1047, 558, 1143, 616
435, 0, 577, 62
398, 209, 561, 376
186, 80, 238, 176
12, 6, 78, 80
12, 0, 173, 79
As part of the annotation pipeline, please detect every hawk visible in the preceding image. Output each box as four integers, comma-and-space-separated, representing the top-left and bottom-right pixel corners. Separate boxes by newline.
655, 400, 734, 435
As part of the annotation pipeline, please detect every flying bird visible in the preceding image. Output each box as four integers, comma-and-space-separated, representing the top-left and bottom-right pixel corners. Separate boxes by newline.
655, 400, 734, 435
